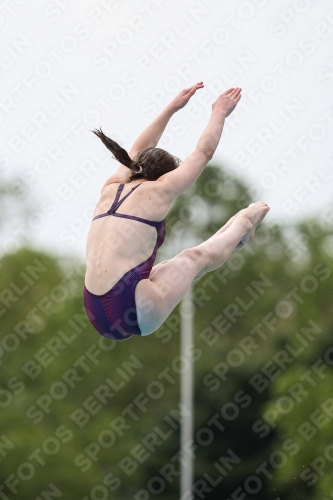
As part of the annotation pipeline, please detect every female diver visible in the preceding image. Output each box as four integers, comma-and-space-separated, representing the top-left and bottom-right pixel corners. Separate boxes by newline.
84, 83, 270, 341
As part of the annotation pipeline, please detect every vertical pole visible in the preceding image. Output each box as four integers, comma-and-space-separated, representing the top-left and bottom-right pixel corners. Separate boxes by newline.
180, 283, 194, 500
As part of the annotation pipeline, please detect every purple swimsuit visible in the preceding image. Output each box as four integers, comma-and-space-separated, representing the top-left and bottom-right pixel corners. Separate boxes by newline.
84, 183, 166, 341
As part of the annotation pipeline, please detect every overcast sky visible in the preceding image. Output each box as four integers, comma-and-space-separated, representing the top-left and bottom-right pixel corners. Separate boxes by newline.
1, 0, 332, 258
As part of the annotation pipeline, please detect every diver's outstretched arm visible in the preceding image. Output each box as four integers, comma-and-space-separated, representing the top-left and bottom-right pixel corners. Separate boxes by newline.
157, 87, 242, 199
128, 82, 204, 158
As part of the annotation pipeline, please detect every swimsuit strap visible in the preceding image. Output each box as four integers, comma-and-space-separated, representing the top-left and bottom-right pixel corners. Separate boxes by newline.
92, 183, 141, 221
108, 184, 125, 212
110, 212, 165, 230
108, 183, 142, 214
92, 183, 166, 231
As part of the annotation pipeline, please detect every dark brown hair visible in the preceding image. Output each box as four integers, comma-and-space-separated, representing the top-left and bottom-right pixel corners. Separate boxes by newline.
92, 128, 180, 181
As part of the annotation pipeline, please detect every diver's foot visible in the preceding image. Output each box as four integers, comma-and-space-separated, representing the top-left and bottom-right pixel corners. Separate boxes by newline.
239, 202, 270, 245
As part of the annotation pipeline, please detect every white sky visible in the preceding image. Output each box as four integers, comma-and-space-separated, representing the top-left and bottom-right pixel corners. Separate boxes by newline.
1, 0, 333, 258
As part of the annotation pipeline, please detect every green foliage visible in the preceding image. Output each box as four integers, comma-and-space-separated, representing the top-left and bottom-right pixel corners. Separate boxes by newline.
1, 165, 333, 499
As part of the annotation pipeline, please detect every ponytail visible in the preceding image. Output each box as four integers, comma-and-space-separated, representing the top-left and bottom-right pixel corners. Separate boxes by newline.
92, 128, 142, 174
92, 127, 179, 182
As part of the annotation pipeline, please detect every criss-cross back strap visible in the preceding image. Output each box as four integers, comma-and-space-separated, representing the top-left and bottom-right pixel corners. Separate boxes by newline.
92, 183, 142, 221
107, 184, 124, 213
92, 182, 166, 231
108, 183, 142, 214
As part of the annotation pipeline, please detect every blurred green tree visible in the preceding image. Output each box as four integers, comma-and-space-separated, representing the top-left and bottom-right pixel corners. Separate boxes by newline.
1, 166, 333, 500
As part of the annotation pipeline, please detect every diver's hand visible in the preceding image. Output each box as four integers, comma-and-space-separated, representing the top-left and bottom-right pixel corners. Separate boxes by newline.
212, 88, 242, 117
168, 82, 204, 112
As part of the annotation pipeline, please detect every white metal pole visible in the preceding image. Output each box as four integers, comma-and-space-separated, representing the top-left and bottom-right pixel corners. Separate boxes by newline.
180, 283, 194, 500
